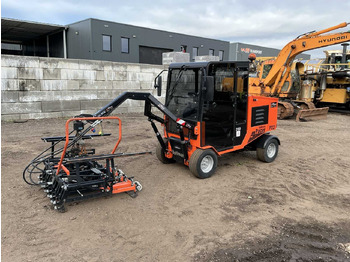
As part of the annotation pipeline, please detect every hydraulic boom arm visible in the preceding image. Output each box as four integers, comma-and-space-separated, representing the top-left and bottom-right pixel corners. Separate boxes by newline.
263, 22, 350, 96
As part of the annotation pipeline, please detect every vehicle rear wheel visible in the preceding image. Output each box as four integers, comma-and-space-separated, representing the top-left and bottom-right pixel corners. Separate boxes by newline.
257, 139, 279, 163
156, 138, 175, 164
189, 149, 218, 179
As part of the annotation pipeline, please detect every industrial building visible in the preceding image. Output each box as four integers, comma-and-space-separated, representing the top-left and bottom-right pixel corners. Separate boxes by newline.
1, 17, 310, 64
229, 42, 310, 60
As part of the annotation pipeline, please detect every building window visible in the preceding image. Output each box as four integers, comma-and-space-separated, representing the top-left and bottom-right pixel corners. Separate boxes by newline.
102, 35, 112, 52
219, 50, 224, 61
180, 45, 187, 52
121, 37, 129, 53
192, 47, 198, 60
209, 49, 214, 56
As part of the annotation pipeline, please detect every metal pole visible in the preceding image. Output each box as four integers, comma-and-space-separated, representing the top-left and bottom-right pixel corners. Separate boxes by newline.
33, 40, 36, 56
46, 35, 50, 57
63, 29, 67, 59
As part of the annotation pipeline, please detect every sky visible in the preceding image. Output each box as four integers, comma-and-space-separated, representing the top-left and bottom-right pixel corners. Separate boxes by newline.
2, 0, 350, 58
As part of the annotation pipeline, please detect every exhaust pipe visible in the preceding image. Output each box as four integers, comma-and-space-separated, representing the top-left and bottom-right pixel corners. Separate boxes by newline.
341, 43, 349, 70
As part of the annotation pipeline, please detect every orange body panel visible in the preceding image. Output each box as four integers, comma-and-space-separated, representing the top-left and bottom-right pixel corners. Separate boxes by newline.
163, 95, 278, 163
112, 180, 136, 194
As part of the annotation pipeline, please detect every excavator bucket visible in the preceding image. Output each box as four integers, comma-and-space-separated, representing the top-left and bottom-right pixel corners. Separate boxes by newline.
295, 107, 329, 122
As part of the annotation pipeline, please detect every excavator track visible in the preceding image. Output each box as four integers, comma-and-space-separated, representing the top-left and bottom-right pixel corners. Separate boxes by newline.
278, 102, 294, 119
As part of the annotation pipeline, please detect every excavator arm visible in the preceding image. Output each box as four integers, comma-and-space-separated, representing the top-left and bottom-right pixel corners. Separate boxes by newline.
263, 22, 350, 96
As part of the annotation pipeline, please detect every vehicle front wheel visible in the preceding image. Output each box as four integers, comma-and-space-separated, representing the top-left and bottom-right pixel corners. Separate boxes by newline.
189, 149, 218, 179
156, 138, 175, 164
256, 139, 279, 163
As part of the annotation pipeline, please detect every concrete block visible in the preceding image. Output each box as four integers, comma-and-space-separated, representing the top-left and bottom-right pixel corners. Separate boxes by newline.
114, 71, 127, 81
83, 70, 97, 80
128, 106, 144, 113
194, 55, 220, 62
2, 67, 18, 79
18, 68, 43, 80
96, 90, 116, 99
18, 90, 98, 102
42, 100, 81, 112
43, 68, 61, 79
127, 72, 155, 82
1, 79, 18, 91
102, 61, 114, 71
20, 56, 40, 68
141, 64, 164, 73
19, 80, 41, 91
20, 111, 63, 120
113, 81, 141, 90
1, 102, 41, 114
96, 71, 105, 81
61, 110, 85, 118
41, 80, 79, 91
1, 56, 20, 67
2, 55, 39, 68
1, 91, 19, 102
126, 64, 141, 72
140, 81, 154, 90
61, 69, 85, 80
57, 59, 80, 69
113, 64, 127, 72
59, 90, 99, 101
162, 52, 190, 65
101, 71, 113, 81
1, 114, 21, 121
80, 100, 113, 110
41, 80, 66, 91
39, 57, 59, 69
119, 99, 142, 108
79, 80, 113, 90
67, 80, 80, 90
79, 60, 103, 70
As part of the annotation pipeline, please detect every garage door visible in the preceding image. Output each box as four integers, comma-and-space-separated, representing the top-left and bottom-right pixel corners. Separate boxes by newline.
139, 45, 173, 65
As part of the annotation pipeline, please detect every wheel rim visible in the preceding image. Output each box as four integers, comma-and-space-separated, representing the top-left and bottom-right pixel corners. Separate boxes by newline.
200, 155, 214, 173
266, 143, 276, 158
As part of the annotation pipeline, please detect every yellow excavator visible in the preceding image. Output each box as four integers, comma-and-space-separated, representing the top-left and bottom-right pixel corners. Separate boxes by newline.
249, 22, 350, 121
296, 44, 350, 110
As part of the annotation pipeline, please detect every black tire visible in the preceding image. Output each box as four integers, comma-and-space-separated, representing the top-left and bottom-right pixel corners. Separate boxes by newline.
189, 149, 218, 179
257, 139, 279, 163
156, 139, 175, 164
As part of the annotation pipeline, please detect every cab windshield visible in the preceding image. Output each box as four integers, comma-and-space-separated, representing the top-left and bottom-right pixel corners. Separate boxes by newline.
165, 68, 202, 122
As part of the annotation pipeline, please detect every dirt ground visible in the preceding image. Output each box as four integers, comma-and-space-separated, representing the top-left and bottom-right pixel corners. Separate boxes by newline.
1, 112, 350, 261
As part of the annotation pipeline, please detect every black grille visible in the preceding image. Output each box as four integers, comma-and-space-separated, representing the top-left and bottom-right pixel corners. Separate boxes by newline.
251, 106, 268, 127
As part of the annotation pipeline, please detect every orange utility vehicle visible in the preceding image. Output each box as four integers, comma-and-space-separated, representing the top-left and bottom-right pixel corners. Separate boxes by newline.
249, 22, 350, 120
93, 61, 280, 178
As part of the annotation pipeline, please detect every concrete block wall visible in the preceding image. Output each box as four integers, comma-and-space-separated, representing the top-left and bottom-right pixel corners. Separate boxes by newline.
1, 55, 167, 121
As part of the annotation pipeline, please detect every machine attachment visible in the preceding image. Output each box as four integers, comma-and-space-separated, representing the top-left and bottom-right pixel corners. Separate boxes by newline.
24, 116, 147, 212
296, 107, 329, 122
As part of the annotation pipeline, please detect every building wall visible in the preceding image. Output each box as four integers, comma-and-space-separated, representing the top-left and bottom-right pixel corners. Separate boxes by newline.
229, 42, 311, 61
67, 19, 93, 60
68, 18, 230, 64
1, 55, 167, 121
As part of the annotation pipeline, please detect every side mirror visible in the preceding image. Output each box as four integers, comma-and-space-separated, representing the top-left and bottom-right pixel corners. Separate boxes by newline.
154, 76, 162, 96
204, 76, 214, 101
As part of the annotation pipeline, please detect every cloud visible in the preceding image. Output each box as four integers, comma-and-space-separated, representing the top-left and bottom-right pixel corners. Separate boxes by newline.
2, 0, 350, 58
